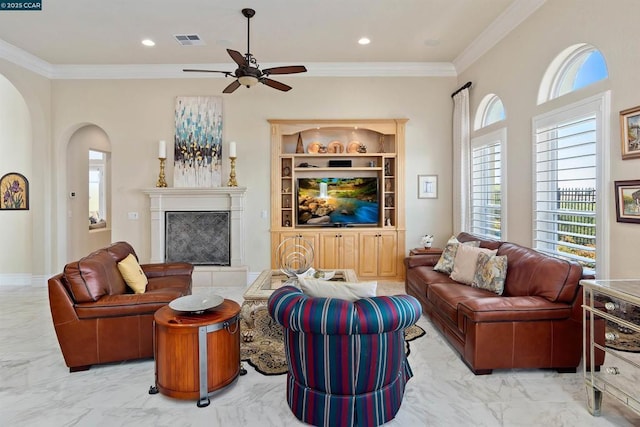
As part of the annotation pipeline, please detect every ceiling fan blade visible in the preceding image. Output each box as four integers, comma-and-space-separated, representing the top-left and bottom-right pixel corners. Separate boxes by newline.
183, 69, 231, 76
262, 78, 292, 92
227, 49, 247, 67
223, 80, 242, 94
262, 65, 307, 75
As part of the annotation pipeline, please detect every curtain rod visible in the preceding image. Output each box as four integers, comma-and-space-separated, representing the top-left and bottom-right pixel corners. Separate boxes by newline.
451, 81, 472, 98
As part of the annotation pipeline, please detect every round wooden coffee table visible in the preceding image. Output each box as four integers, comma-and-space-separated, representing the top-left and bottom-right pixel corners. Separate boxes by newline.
151, 299, 243, 407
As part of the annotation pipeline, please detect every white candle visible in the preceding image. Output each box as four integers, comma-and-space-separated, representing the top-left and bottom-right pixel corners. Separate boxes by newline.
229, 141, 237, 158
158, 140, 167, 159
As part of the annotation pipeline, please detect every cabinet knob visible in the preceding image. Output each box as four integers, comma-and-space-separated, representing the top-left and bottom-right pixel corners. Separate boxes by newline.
605, 332, 619, 342
605, 367, 620, 375
605, 302, 618, 312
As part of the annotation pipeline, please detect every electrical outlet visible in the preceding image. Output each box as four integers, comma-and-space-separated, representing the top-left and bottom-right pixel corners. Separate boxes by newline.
127, 212, 139, 220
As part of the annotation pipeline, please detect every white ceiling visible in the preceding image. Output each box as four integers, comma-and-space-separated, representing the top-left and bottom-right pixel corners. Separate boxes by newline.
0, 0, 544, 78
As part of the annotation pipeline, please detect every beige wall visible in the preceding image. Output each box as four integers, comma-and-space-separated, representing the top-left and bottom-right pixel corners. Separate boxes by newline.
0, 59, 51, 279
50, 76, 456, 273
459, 0, 640, 278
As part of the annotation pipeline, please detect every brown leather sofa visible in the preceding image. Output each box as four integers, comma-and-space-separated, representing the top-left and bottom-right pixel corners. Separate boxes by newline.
405, 232, 604, 375
48, 242, 193, 372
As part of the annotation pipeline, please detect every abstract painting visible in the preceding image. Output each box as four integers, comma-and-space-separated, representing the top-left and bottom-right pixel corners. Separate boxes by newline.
174, 96, 223, 187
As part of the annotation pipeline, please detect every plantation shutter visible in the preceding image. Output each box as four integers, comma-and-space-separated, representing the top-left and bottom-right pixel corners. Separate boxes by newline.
534, 112, 596, 270
471, 139, 502, 239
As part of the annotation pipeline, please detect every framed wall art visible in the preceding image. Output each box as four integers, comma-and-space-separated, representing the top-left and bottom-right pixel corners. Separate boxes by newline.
614, 180, 640, 223
418, 175, 438, 199
174, 96, 223, 187
0, 172, 29, 210
620, 106, 640, 159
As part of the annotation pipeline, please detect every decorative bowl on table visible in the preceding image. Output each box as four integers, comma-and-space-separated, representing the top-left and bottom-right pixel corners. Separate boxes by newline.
169, 293, 224, 314
296, 267, 335, 281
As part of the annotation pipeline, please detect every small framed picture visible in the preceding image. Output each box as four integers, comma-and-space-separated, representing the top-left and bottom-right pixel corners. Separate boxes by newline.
620, 106, 640, 159
614, 180, 640, 223
0, 172, 29, 210
418, 175, 438, 199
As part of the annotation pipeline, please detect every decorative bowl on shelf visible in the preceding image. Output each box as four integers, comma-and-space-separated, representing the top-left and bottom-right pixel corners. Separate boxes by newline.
347, 141, 360, 153
327, 141, 344, 153
307, 142, 321, 154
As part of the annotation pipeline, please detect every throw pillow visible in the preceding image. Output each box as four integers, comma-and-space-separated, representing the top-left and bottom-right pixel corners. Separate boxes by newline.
449, 244, 497, 285
299, 278, 377, 302
117, 253, 148, 294
433, 235, 480, 274
472, 252, 508, 295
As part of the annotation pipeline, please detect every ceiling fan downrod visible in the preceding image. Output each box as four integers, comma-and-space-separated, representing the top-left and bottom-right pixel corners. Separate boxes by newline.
242, 8, 255, 65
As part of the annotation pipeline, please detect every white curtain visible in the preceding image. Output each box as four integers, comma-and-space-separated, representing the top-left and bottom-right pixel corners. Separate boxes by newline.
452, 88, 470, 234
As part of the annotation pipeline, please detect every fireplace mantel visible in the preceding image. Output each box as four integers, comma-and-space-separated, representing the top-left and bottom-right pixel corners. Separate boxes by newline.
142, 187, 248, 286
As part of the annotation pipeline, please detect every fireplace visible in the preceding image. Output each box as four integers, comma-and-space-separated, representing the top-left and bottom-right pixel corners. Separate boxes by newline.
165, 211, 230, 265
143, 187, 247, 286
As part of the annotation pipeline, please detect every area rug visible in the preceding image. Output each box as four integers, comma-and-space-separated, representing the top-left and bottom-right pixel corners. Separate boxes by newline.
240, 306, 426, 376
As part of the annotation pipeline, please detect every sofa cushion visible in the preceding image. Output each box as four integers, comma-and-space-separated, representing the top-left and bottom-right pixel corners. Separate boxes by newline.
458, 296, 572, 323
299, 278, 377, 302
433, 236, 480, 274
496, 242, 582, 303
63, 249, 128, 303
471, 252, 508, 295
427, 282, 493, 327
450, 245, 497, 285
117, 253, 148, 294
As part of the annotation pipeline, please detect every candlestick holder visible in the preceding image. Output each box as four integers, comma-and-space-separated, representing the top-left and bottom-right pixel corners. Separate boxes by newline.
156, 158, 167, 188
228, 156, 238, 187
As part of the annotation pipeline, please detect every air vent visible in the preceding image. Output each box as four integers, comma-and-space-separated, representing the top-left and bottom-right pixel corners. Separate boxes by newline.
174, 34, 205, 46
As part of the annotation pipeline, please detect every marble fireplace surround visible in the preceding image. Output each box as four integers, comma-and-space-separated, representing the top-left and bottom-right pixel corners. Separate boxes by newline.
142, 187, 248, 287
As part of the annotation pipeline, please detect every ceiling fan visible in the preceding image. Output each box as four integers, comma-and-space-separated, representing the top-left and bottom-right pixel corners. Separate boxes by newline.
183, 8, 307, 93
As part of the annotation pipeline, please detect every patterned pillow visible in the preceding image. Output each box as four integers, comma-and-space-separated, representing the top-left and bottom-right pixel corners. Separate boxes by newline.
471, 252, 508, 295
450, 245, 497, 285
433, 236, 480, 274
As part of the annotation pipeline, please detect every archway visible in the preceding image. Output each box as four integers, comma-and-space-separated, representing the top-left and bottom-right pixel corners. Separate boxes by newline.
0, 74, 32, 281
66, 125, 112, 261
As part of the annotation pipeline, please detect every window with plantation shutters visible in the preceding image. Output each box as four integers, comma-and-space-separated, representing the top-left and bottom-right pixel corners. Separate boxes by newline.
533, 93, 609, 276
470, 128, 505, 239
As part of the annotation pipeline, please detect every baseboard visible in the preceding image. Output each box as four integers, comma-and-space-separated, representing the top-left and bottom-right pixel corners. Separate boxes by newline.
0, 274, 48, 286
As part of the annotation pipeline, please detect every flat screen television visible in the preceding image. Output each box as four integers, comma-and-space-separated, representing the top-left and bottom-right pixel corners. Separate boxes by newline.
296, 177, 379, 227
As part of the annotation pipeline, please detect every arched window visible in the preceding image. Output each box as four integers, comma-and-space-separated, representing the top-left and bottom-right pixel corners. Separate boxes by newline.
474, 94, 505, 130
538, 44, 608, 104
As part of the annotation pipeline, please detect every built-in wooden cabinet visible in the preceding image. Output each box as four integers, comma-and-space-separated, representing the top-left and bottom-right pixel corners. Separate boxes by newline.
269, 119, 407, 280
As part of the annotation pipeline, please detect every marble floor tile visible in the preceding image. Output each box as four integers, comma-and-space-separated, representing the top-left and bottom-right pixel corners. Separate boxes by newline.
1, 282, 639, 426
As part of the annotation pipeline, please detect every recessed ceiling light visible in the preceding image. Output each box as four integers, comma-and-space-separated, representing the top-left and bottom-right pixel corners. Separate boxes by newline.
358, 37, 371, 45
141, 39, 155, 47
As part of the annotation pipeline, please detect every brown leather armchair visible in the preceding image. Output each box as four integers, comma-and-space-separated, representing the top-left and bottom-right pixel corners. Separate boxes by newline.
48, 242, 193, 372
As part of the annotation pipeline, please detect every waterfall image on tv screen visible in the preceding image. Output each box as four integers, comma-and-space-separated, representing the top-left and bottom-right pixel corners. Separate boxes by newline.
297, 177, 379, 226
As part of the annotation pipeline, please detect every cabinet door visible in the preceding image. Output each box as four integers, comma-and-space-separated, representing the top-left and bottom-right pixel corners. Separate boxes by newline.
358, 232, 380, 277
377, 232, 397, 277
319, 232, 358, 270
319, 233, 341, 269
358, 232, 397, 277
275, 232, 319, 269
340, 233, 358, 271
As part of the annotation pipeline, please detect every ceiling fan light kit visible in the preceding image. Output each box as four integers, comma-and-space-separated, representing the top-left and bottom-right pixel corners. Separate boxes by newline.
183, 8, 307, 93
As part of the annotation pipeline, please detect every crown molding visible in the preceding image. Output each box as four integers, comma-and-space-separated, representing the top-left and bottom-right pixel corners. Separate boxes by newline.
50, 61, 456, 79
0, 39, 53, 78
453, 0, 546, 74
